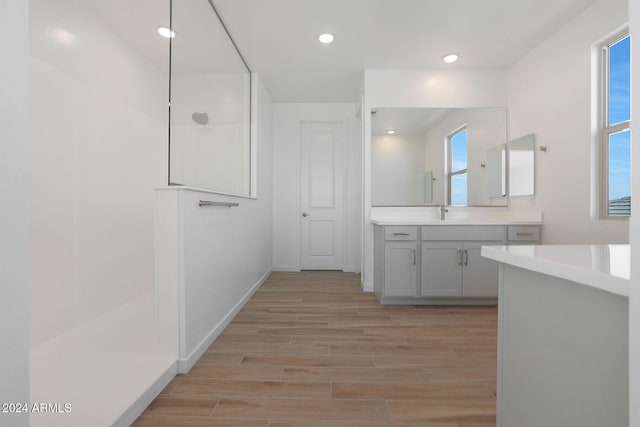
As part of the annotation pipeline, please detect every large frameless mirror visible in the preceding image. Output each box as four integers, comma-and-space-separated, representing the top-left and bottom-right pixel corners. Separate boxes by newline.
169, 0, 252, 195
371, 107, 508, 206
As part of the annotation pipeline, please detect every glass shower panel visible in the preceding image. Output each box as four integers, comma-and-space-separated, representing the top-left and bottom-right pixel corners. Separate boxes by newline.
169, 0, 252, 196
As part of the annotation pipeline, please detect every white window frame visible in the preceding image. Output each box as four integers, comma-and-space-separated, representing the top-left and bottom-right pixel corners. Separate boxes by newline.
600, 31, 631, 219
447, 125, 468, 206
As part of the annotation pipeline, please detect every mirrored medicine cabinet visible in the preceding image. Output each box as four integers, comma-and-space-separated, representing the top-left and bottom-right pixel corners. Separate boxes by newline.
508, 133, 535, 197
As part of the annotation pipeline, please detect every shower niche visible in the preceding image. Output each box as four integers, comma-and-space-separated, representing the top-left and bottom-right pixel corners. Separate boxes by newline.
169, 0, 253, 196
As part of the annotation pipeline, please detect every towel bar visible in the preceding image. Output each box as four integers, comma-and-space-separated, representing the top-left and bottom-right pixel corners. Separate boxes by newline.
198, 200, 239, 207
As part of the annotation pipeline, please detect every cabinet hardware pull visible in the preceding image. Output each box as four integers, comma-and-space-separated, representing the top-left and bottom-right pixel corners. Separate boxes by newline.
393, 232, 410, 236
464, 249, 469, 266
411, 249, 416, 265
458, 249, 463, 266
516, 232, 534, 236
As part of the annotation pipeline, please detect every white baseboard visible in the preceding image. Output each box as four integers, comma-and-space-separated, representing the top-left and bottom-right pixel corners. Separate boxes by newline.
272, 266, 301, 272
361, 278, 374, 293
113, 360, 177, 426
177, 268, 272, 373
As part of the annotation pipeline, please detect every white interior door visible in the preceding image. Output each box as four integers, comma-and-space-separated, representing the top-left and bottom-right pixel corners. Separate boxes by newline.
300, 121, 345, 270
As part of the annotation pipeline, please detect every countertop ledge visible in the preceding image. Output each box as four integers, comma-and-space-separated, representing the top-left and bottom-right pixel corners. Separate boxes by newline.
155, 185, 257, 200
481, 244, 630, 298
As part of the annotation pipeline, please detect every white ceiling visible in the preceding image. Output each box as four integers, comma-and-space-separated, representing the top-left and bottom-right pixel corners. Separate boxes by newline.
83, 0, 598, 103
213, 0, 597, 102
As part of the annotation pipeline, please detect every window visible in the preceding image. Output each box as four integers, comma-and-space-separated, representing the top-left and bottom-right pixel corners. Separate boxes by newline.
601, 33, 631, 218
448, 127, 468, 206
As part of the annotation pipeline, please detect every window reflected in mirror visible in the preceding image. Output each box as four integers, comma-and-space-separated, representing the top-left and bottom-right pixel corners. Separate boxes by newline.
371, 107, 507, 207
448, 127, 468, 206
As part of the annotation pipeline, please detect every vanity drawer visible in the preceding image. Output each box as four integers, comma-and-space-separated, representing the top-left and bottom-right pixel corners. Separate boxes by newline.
421, 225, 505, 241
507, 225, 541, 242
385, 226, 418, 240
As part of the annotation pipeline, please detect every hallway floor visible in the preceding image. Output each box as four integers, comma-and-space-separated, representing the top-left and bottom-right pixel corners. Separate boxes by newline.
133, 271, 497, 426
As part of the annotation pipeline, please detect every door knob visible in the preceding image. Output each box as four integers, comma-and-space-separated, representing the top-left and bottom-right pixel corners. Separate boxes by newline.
302, 212, 310, 217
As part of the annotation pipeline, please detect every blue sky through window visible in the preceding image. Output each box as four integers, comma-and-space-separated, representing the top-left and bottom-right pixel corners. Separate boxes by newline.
609, 129, 630, 200
608, 35, 630, 126
607, 35, 631, 208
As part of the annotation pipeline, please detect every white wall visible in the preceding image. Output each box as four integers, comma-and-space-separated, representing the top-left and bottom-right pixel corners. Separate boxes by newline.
629, 0, 639, 424
365, 69, 508, 109
28, 0, 173, 425
272, 103, 361, 272
372, 133, 425, 205
507, 0, 629, 244
0, 1, 29, 425
362, 69, 508, 289
29, 0, 168, 346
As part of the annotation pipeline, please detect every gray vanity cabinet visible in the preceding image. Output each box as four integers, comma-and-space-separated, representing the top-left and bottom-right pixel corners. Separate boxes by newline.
384, 242, 418, 297
375, 226, 419, 297
374, 223, 541, 305
421, 240, 502, 298
420, 226, 505, 299
420, 242, 463, 297
506, 225, 541, 244
462, 242, 501, 297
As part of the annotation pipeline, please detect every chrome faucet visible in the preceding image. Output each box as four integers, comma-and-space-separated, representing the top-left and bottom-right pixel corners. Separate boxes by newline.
439, 204, 448, 220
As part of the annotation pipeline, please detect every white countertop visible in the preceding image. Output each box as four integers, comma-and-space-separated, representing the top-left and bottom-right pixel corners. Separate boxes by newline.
371, 219, 542, 226
370, 207, 543, 226
481, 244, 630, 297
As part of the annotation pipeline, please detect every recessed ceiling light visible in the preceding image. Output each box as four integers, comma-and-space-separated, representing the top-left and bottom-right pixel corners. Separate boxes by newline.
387, 129, 396, 135
157, 27, 176, 39
443, 53, 459, 63
318, 33, 334, 44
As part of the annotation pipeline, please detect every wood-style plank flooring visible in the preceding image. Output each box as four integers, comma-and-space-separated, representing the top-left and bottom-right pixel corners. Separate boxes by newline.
133, 271, 497, 427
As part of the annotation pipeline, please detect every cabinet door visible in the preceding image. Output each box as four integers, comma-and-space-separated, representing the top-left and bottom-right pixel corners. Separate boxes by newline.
421, 242, 463, 297
462, 242, 499, 297
384, 243, 418, 297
